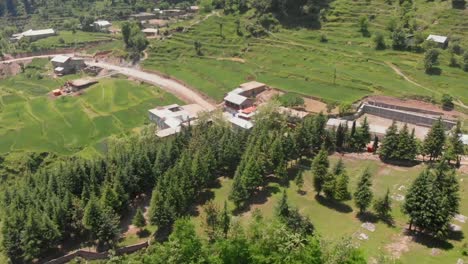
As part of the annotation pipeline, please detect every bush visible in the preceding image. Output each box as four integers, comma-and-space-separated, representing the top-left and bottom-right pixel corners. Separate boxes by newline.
320, 34, 328, 43
278, 93, 305, 107
373, 32, 386, 50
441, 94, 454, 110
424, 49, 440, 73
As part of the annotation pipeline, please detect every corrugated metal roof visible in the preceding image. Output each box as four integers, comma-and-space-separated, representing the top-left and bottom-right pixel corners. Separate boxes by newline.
426, 34, 448, 43
240, 81, 266, 91
224, 93, 248, 105
22, 28, 55, 37
229, 117, 253, 129
94, 20, 111, 27
51, 55, 71, 63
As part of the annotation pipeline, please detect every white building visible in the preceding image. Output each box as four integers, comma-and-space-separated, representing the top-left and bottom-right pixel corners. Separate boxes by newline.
93, 20, 112, 32
426, 34, 448, 48
148, 104, 205, 137
10, 28, 56, 42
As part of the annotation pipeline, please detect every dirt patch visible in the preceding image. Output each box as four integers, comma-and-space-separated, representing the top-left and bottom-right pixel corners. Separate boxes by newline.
303, 97, 336, 114
256, 89, 283, 104
386, 234, 412, 259
0, 60, 28, 78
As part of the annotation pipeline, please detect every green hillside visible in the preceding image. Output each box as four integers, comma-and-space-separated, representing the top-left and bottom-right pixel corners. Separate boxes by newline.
143, 0, 468, 106
0, 59, 181, 155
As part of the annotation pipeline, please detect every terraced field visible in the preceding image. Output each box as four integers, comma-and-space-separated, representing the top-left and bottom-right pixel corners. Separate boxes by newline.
143, 0, 468, 105
0, 59, 181, 155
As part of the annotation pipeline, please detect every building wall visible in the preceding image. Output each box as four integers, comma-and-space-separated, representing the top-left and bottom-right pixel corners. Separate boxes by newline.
148, 112, 169, 129
362, 104, 456, 129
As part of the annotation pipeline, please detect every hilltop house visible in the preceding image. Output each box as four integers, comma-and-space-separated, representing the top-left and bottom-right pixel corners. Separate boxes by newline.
130, 12, 156, 21
10, 28, 56, 42
93, 20, 112, 32
148, 104, 205, 137
51, 55, 85, 75
224, 92, 253, 111
426, 34, 448, 48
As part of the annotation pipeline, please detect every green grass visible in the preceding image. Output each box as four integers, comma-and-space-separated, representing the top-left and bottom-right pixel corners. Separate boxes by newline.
143, 0, 468, 105
191, 155, 468, 263
0, 59, 182, 155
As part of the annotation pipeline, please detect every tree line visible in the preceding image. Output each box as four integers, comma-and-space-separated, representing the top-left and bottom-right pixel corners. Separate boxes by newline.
0, 106, 464, 262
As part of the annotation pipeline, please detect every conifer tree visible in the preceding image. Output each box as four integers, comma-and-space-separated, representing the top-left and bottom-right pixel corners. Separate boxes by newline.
333, 158, 345, 175
379, 121, 399, 160
82, 197, 102, 239
312, 147, 329, 195
323, 172, 337, 199
372, 135, 379, 154
373, 189, 392, 221
397, 124, 412, 160
336, 123, 346, 150
132, 208, 146, 231
334, 173, 351, 201
220, 201, 231, 238
295, 170, 304, 192
423, 118, 446, 161
276, 190, 290, 219
354, 169, 373, 214
357, 117, 371, 150
275, 160, 289, 184
445, 121, 464, 165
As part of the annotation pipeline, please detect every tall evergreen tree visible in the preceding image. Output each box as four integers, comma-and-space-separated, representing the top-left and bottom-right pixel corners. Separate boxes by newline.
354, 169, 373, 214
379, 121, 399, 160
312, 147, 329, 195
423, 118, 446, 161
132, 207, 146, 231
445, 121, 465, 165
373, 189, 392, 221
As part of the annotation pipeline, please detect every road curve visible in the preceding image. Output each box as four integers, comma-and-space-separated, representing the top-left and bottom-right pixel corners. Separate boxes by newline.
86, 61, 216, 111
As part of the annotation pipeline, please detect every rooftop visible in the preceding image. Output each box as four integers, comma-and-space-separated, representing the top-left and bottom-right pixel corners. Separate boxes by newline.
51, 55, 71, 64
22, 28, 55, 37
426, 34, 448, 43
239, 81, 266, 92
278, 107, 309, 119
94, 20, 111, 27
224, 93, 249, 105
462, 134, 468, 145
69, 78, 98, 87
149, 104, 205, 128
142, 28, 159, 33
131, 12, 155, 17
229, 116, 254, 130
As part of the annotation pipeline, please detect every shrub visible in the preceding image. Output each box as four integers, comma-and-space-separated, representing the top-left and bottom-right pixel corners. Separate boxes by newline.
373, 32, 386, 50
278, 93, 305, 107
320, 34, 328, 43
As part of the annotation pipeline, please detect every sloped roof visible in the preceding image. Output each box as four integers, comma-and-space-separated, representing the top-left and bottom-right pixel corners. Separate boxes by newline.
94, 20, 111, 27
240, 81, 266, 92
51, 55, 71, 64
426, 34, 448, 43
229, 117, 254, 129
22, 28, 55, 37
224, 93, 249, 105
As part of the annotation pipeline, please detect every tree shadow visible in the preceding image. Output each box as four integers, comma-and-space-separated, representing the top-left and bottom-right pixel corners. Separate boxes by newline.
154, 225, 172, 243
233, 184, 281, 215
448, 230, 464, 242
405, 229, 454, 250
315, 195, 353, 214
356, 211, 379, 223
380, 158, 421, 168
137, 229, 151, 238
188, 189, 215, 217
425, 67, 442, 75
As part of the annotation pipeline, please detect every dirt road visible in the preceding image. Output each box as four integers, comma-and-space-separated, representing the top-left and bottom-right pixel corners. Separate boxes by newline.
87, 61, 216, 110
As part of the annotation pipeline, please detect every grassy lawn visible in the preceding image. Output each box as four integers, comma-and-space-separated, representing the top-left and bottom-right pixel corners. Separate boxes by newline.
191, 155, 468, 263
0, 59, 181, 155
143, 0, 468, 105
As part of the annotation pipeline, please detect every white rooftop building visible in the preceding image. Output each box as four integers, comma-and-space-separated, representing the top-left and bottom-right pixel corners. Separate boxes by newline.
426, 34, 448, 47
148, 104, 205, 137
11, 28, 56, 42
93, 20, 112, 32
462, 134, 468, 145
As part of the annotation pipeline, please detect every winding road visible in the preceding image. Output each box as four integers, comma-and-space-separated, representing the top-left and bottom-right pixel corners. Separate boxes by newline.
86, 61, 216, 110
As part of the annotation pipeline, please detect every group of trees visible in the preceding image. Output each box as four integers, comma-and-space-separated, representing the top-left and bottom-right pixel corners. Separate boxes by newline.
335, 117, 371, 152
378, 119, 465, 166
118, 204, 366, 264
403, 162, 460, 238
121, 21, 149, 60
313, 154, 351, 201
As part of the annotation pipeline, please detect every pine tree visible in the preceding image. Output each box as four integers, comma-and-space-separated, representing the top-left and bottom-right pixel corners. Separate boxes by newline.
354, 169, 373, 214
276, 190, 290, 219
220, 201, 230, 238
336, 123, 346, 150
397, 124, 412, 160
379, 121, 399, 160
295, 170, 304, 192
357, 117, 371, 150
423, 118, 446, 161
334, 173, 351, 201
322, 172, 337, 199
373, 189, 392, 221
203, 201, 220, 242
132, 208, 146, 231
372, 135, 379, 154
82, 197, 102, 239
445, 121, 465, 165
312, 147, 329, 195
333, 158, 345, 175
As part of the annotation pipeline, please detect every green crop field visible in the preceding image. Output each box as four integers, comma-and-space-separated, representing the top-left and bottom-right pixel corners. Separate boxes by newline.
190, 155, 468, 263
0, 59, 181, 155
143, 0, 468, 105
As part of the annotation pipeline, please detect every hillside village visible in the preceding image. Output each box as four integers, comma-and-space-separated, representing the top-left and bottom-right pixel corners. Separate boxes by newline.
0, 0, 467, 264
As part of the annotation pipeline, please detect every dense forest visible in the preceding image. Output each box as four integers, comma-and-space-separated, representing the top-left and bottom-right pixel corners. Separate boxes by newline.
0, 103, 464, 262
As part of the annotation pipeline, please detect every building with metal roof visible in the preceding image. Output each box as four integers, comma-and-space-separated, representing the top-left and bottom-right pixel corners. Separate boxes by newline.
426, 34, 449, 48
10, 28, 56, 42
148, 104, 205, 137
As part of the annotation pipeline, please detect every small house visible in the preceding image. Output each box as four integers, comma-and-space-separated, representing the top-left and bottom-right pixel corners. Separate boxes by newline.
224, 93, 252, 110
148, 104, 205, 137
142, 28, 159, 37
93, 20, 112, 32
51, 55, 85, 75
189, 6, 200, 13
426, 34, 448, 48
